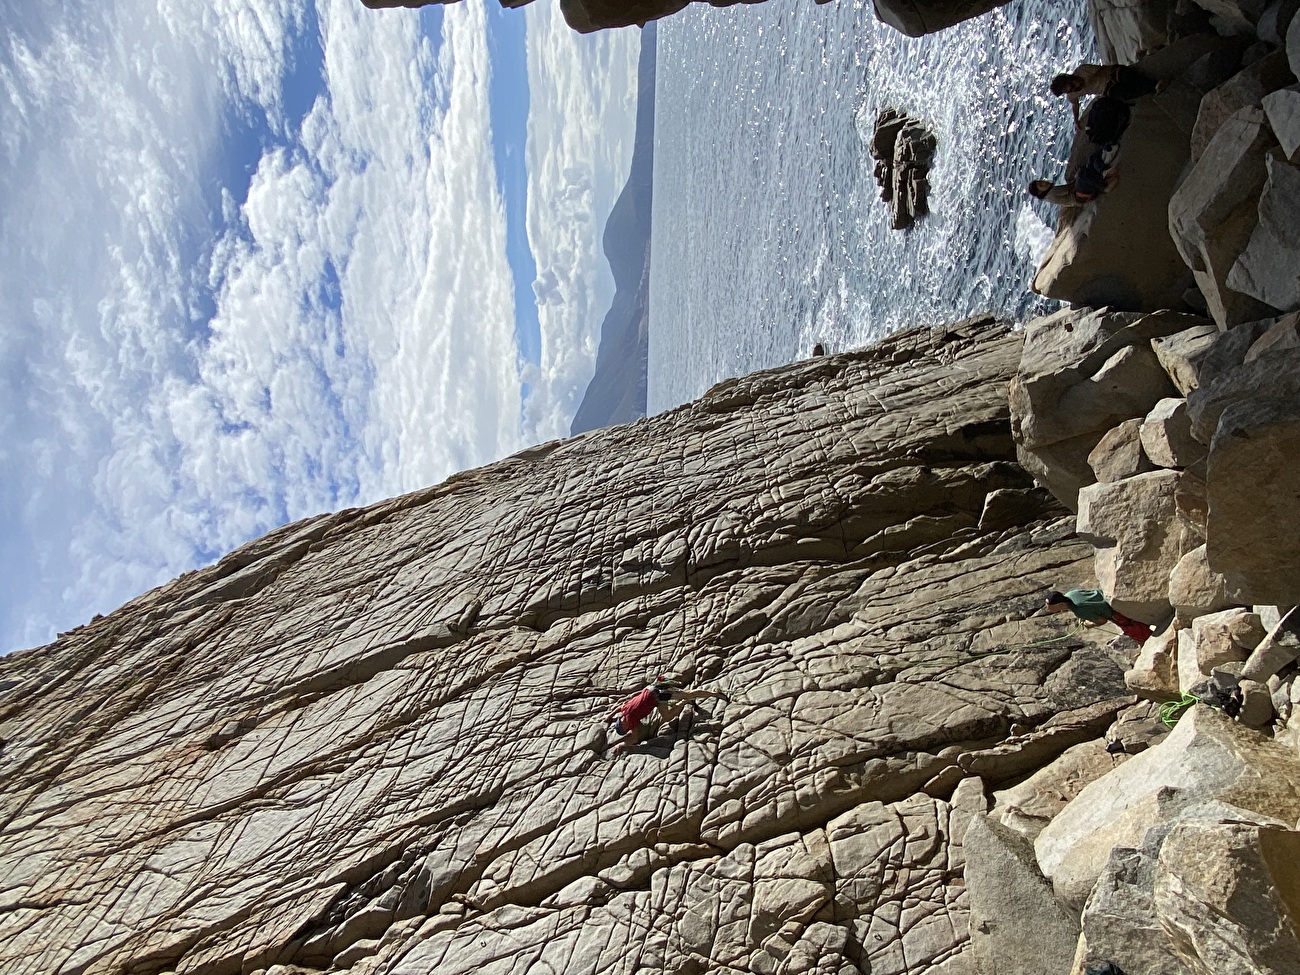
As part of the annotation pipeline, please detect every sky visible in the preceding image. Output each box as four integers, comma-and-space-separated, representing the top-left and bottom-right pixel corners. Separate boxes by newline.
0, 0, 641, 653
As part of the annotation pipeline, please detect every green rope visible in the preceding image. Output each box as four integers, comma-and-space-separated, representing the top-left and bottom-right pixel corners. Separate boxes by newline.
1159, 693, 1199, 728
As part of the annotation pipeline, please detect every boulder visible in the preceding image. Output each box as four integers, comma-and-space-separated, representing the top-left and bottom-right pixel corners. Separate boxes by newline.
1033, 93, 1198, 314
1241, 606, 1300, 681
1073, 844, 1195, 975
869, 111, 936, 230
1227, 154, 1300, 312
1168, 106, 1281, 328
872, 0, 1010, 36
1168, 544, 1233, 620
964, 814, 1082, 975
1173, 318, 1279, 417
1126, 624, 1183, 701
1244, 311, 1300, 360
1155, 819, 1300, 973
1177, 607, 1266, 690
1262, 85, 1300, 159
1034, 707, 1300, 911
1237, 678, 1275, 726
1139, 398, 1205, 468
1107, 699, 1171, 754
1200, 362, 1300, 603
1189, 51, 1296, 163
1075, 814, 1300, 975
1088, 418, 1154, 482
1011, 309, 1194, 510
1150, 324, 1223, 394
1257, 0, 1300, 44
1174, 468, 1209, 546
1077, 470, 1189, 619
991, 739, 1128, 840
1186, 342, 1300, 443
1188, 0, 1273, 36
1088, 0, 1174, 64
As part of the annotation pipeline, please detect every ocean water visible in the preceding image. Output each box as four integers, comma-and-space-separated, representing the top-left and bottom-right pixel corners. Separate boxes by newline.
647, 0, 1097, 411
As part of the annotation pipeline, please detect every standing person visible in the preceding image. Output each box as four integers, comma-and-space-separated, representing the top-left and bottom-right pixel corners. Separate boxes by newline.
605, 678, 728, 755
1044, 589, 1154, 645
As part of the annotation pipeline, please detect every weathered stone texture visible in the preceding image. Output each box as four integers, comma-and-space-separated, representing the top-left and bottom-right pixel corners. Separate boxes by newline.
0, 322, 1123, 975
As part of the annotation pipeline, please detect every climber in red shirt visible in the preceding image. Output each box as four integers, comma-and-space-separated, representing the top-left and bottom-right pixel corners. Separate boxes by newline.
605, 678, 728, 755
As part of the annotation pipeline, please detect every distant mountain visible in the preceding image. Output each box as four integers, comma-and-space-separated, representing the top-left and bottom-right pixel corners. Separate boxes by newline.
570, 24, 656, 436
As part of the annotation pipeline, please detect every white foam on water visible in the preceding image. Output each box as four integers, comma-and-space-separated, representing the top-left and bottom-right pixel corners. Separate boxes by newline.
1014, 202, 1057, 272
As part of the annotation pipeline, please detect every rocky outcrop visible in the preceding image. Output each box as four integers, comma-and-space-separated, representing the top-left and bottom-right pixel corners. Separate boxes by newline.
1170, 106, 1285, 327
0, 321, 1143, 975
1010, 306, 1204, 512
870, 110, 936, 230
1031, 36, 1233, 314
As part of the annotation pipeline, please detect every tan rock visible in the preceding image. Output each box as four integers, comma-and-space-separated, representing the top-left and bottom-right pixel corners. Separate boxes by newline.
1241, 606, 1300, 682
1150, 323, 1223, 395
1177, 607, 1266, 690
1245, 311, 1300, 361
1034, 707, 1300, 911
1072, 807, 1300, 975
1291, 5, 1300, 76
1237, 678, 1275, 727
1088, 418, 1154, 483
1168, 105, 1281, 328
1033, 92, 1198, 315
1077, 470, 1189, 619
1227, 154, 1300, 313
991, 739, 1127, 840
1185, 327, 1300, 444
964, 813, 1081, 975
1011, 308, 1193, 510
1154, 820, 1300, 973
1168, 544, 1233, 620
871, 0, 1010, 36
1126, 624, 1182, 701
1201, 366, 1300, 604
1107, 699, 1170, 754
1140, 397, 1205, 468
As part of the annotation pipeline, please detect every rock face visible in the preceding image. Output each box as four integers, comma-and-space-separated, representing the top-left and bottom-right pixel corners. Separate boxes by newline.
1009, 307, 1202, 512
0, 321, 1136, 975
871, 110, 936, 230
1168, 105, 1281, 328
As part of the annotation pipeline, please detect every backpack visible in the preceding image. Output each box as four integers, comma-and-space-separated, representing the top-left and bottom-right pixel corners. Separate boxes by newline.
1083, 96, 1131, 147
1072, 145, 1118, 203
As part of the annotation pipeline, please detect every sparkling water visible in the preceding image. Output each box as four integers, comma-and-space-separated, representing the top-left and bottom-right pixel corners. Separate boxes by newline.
648, 0, 1098, 411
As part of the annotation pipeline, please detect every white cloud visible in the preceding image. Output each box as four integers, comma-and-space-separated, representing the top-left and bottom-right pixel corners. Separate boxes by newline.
521, 5, 639, 444
0, 0, 518, 651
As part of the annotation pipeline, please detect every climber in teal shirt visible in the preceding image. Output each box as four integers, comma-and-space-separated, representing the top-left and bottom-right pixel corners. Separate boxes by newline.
1045, 588, 1154, 645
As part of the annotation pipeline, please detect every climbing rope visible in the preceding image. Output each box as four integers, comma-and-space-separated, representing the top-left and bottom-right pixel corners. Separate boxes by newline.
1158, 692, 1199, 728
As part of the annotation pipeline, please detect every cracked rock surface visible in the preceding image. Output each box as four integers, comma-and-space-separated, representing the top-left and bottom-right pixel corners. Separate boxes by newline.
0, 320, 1125, 975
